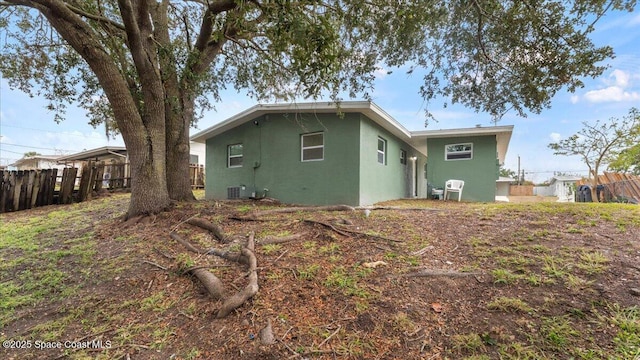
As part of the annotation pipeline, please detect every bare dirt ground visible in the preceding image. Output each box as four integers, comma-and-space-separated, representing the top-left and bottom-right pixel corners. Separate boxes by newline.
1, 194, 639, 360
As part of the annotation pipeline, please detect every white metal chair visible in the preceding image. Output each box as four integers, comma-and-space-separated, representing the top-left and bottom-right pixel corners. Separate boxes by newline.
444, 179, 464, 201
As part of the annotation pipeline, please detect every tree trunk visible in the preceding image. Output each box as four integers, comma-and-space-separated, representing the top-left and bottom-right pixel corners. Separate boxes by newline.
152, 1, 195, 203
126, 135, 172, 218
33, 2, 171, 219
166, 111, 195, 201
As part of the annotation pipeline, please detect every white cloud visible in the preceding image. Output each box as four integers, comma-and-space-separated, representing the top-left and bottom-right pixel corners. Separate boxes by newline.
583, 86, 640, 103
549, 132, 562, 142
606, 69, 631, 87
629, 13, 640, 26
575, 69, 640, 104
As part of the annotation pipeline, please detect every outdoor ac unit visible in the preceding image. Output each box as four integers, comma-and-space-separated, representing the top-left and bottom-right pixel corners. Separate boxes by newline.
227, 187, 241, 199
228, 186, 252, 199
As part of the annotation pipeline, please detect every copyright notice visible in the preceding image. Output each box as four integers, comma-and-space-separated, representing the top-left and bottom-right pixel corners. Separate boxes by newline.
3, 339, 112, 350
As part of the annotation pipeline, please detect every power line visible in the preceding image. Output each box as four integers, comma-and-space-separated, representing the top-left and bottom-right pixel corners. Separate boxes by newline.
0, 142, 75, 152
1, 123, 110, 138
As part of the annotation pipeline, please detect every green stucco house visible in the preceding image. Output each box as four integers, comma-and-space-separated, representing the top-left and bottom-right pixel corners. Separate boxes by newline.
190, 101, 513, 205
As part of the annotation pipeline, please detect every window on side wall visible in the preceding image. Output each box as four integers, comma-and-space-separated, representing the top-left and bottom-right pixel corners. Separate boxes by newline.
400, 149, 407, 165
228, 144, 243, 167
301, 132, 324, 161
378, 137, 387, 164
189, 154, 199, 164
445, 143, 473, 160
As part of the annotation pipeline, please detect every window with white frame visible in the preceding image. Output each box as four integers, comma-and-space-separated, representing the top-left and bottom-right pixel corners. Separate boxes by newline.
301, 132, 324, 161
228, 144, 243, 167
400, 149, 407, 165
377, 137, 387, 164
445, 143, 473, 160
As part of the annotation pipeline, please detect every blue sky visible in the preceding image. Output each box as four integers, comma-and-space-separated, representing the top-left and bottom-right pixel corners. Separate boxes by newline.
1, 9, 639, 183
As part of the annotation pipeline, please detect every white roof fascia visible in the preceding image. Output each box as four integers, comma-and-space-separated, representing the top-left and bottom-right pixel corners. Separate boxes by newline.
190, 101, 412, 141
189, 102, 513, 160
56, 146, 127, 162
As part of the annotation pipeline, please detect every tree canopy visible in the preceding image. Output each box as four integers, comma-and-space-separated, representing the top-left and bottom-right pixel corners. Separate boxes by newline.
0, 0, 636, 217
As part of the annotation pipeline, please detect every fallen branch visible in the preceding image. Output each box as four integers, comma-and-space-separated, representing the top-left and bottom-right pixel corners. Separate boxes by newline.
217, 233, 259, 318
317, 325, 341, 348
142, 260, 168, 271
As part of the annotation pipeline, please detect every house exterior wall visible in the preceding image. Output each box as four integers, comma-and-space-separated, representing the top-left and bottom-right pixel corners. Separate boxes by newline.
358, 115, 427, 204
426, 135, 498, 202
189, 142, 206, 166
206, 113, 361, 205
496, 182, 511, 197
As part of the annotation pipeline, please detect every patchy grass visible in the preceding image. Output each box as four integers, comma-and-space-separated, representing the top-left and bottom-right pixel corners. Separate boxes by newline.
1, 196, 639, 359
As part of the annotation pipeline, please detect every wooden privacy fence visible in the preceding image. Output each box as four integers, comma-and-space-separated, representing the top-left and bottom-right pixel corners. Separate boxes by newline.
0, 161, 128, 213
1, 162, 206, 213
0, 169, 58, 213
190, 164, 205, 188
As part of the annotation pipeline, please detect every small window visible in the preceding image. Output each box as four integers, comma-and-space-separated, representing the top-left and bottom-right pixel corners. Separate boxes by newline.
377, 137, 387, 164
189, 154, 199, 164
400, 149, 407, 165
301, 132, 324, 161
445, 143, 473, 160
228, 144, 243, 167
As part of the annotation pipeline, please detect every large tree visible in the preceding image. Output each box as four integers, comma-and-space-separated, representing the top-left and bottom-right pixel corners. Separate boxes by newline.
548, 108, 640, 201
0, 0, 635, 217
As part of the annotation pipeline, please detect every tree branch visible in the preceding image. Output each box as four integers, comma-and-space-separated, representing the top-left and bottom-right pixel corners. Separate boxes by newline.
65, 3, 125, 31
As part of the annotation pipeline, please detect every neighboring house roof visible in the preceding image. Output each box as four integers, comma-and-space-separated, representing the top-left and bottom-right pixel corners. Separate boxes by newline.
497, 176, 515, 183
56, 146, 127, 162
9, 155, 61, 167
190, 101, 514, 160
549, 175, 583, 184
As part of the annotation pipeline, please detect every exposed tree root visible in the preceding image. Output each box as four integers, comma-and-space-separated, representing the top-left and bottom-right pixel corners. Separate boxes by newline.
217, 233, 259, 318
303, 219, 403, 243
246, 204, 355, 219
207, 248, 248, 265
358, 206, 445, 212
258, 319, 276, 345
258, 233, 305, 245
171, 229, 260, 318
169, 231, 207, 254
187, 218, 231, 243
187, 267, 226, 300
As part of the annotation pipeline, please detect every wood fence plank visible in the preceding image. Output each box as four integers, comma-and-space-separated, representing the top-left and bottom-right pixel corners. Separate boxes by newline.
14, 171, 25, 211
78, 163, 93, 202
0, 171, 8, 213
48, 169, 57, 205
60, 168, 76, 204
93, 162, 105, 192
30, 171, 42, 209
25, 170, 36, 209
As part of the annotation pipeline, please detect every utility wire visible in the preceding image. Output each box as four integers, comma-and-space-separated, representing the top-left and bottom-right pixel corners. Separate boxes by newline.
0, 142, 75, 152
